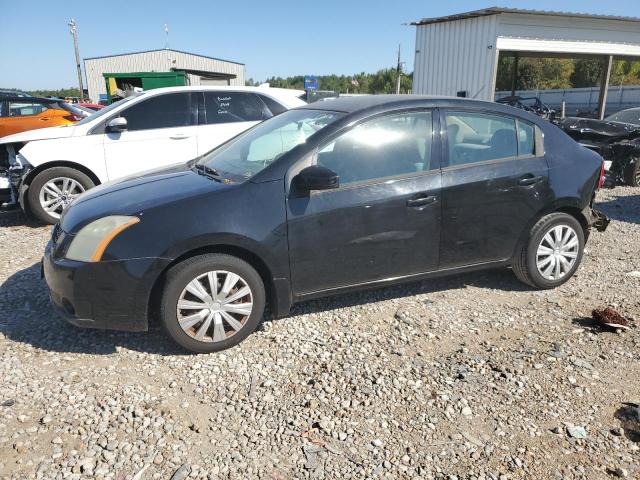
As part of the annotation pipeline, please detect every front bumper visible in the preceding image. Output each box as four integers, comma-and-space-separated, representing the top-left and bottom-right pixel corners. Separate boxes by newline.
43, 241, 170, 332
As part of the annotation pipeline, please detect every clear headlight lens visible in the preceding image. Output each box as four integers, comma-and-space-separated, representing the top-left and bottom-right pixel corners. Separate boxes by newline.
65, 215, 140, 262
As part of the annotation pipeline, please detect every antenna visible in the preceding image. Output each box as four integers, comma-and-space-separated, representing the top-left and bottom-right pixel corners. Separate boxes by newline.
164, 24, 169, 49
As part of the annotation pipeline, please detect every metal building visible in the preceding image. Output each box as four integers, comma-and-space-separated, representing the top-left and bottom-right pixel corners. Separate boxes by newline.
412, 7, 640, 117
84, 49, 245, 103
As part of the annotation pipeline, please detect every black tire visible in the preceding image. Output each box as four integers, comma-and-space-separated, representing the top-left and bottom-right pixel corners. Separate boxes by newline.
625, 159, 640, 187
512, 213, 585, 289
160, 254, 266, 353
27, 167, 95, 224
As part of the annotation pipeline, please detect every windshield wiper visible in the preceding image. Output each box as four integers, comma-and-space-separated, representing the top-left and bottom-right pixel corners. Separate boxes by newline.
194, 164, 223, 181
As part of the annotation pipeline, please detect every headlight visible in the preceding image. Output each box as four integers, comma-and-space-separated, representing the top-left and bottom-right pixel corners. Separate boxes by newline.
65, 216, 140, 262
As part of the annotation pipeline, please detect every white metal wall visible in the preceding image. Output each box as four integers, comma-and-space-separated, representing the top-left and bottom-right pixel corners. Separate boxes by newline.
84, 49, 245, 102
413, 13, 640, 102
413, 16, 499, 100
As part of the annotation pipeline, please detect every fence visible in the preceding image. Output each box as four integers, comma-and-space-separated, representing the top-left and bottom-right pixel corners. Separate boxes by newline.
495, 85, 640, 117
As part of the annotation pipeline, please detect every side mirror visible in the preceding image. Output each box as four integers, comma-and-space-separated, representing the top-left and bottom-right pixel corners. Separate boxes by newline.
107, 117, 128, 133
294, 165, 339, 192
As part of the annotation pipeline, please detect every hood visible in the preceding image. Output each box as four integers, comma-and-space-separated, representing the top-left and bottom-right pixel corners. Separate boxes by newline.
559, 117, 640, 141
0, 125, 77, 144
61, 163, 235, 233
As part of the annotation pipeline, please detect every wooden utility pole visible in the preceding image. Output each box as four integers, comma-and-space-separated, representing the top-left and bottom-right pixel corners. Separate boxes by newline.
395, 44, 402, 94
68, 19, 84, 100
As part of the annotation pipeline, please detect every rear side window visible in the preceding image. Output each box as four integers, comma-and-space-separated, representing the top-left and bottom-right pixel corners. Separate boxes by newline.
204, 92, 270, 124
518, 120, 535, 156
6, 101, 51, 117
445, 112, 518, 166
119, 93, 192, 131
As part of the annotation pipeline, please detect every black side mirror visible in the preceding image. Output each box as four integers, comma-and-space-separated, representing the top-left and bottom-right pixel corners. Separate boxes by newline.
294, 165, 339, 192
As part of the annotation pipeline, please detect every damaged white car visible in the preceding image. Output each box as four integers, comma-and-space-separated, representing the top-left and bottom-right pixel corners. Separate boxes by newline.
0, 86, 305, 223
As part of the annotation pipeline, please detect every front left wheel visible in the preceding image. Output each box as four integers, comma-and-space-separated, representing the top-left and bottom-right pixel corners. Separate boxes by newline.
160, 254, 266, 353
27, 167, 95, 224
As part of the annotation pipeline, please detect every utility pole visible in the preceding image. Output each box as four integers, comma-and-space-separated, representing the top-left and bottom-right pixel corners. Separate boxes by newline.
68, 19, 84, 100
395, 44, 402, 94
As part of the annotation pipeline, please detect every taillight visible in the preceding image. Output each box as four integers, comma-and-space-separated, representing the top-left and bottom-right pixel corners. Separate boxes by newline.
597, 160, 605, 190
64, 114, 83, 122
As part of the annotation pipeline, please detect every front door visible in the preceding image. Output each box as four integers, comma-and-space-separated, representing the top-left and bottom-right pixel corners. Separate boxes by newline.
439, 110, 550, 268
103, 92, 198, 180
287, 110, 442, 295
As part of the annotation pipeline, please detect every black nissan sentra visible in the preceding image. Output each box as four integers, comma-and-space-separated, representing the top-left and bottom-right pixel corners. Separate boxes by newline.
43, 96, 609, 353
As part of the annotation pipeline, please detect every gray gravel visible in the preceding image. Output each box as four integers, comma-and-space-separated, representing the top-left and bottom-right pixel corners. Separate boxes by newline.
0, 186, 639, 480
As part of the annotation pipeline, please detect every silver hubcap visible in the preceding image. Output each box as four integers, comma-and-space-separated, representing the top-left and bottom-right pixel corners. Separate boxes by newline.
38, 177, 85, 219
536, 225, 579, 281
176, 270, 253, 343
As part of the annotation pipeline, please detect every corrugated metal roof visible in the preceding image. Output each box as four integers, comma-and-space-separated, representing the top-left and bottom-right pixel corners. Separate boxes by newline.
411, 7, 640, 26
84, 48, 244, 66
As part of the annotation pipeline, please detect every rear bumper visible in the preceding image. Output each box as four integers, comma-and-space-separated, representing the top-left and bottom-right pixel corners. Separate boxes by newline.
582, 206, 610, 232
43, 242, 170, 332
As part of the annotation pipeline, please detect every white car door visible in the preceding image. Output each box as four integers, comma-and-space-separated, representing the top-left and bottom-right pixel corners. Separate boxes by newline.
196, 92, 269, 155
103, 92, 198, 180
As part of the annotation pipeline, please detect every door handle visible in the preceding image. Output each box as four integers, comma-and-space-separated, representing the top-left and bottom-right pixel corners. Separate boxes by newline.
170, 134, 189, 140
39, 117, 50, 121
406, 195, 437, 208
518, 175, 544, 186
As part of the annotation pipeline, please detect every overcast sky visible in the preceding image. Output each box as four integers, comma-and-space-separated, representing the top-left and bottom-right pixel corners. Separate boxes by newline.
1, 0, 638, 90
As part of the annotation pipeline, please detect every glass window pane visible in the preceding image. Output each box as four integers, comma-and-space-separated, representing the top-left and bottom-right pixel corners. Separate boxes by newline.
9, 102, 50, 116
317, 112, 433, 186
204, 92, 269, 124
120, 93, 191, 131
201, 109, 342, 180
518, 120, 535, 156
445, 112, 518, 166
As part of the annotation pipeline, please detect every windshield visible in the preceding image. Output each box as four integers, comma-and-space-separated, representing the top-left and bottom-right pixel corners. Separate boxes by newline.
605, 109, 640, 126
74, 94, 142, 126
197, 109, 343, 179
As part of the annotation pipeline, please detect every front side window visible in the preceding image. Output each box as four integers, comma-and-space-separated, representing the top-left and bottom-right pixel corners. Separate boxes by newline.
7, 101, 50, 117
445, 112, 518, 166
204, 92, 269, 124
317, 111, 433, 187
119, 93, 192, 131
198, 109, 342, 180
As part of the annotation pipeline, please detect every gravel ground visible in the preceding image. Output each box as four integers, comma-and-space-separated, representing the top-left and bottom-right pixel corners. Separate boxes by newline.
0, 186, 638, 480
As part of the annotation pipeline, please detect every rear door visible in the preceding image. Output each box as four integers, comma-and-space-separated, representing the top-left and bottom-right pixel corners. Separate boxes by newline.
439, 110, 549, 268
197, 92, 272, 155
103, 92, 198, 180
287, 110, 441, 294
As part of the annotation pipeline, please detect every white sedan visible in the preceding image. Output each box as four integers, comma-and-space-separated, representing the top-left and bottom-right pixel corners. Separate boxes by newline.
0, 86, 306, 223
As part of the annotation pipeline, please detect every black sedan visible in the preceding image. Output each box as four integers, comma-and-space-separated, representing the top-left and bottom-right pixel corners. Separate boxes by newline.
43, 96, 609, 353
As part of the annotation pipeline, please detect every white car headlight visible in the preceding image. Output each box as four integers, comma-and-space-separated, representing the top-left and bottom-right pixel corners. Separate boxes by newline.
65, 215, 140, 262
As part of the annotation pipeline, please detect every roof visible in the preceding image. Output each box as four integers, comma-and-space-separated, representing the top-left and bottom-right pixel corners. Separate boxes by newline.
84, 48, 244, 66
299, 94, 503, 114
0, 96, 59, 103
411, 7, 640, 26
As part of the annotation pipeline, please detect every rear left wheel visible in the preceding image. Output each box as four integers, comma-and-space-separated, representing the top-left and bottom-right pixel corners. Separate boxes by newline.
160, 254, 266, 353
512, 213, 585, 289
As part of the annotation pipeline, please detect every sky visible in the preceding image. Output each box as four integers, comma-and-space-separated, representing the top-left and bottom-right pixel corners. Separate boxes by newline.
1, 0, 638, 90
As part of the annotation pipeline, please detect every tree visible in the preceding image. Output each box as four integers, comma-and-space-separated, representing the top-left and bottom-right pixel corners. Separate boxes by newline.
570, 59, 603, 87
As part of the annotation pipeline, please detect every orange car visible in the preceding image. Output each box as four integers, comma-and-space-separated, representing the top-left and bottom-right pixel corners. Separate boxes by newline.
0, 96, 87, 138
